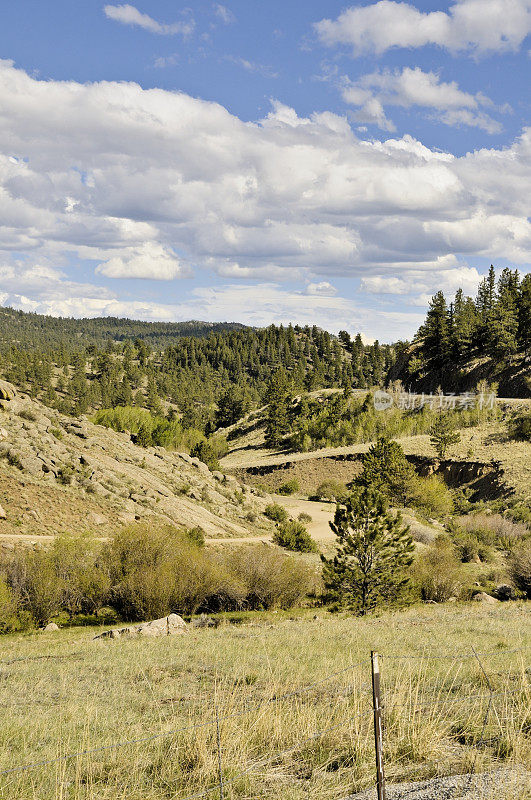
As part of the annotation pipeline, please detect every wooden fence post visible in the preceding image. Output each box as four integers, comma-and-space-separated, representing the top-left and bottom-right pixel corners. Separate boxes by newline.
371, 651, 386, 800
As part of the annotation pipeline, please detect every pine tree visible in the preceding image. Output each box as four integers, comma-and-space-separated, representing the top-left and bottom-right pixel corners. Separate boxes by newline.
451, 289, 477, 359
321, 487, 414, 615
264, 368, 291, 447
429, 414, 461, 459
518, 274, 531, 356
488, 268, 519, 357
358, 437, 416, 505
421, 291, 449, 365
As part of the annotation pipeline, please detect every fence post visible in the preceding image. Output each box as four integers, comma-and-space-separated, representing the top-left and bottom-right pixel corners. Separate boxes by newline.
371, 651, 386, 800
215, 705, 224, 800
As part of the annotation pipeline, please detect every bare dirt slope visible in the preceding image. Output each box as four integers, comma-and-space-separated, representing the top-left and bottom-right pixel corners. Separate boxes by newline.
0, 381, 274, 541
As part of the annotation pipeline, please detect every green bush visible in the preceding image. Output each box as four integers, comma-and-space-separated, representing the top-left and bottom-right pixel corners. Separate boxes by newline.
103, 524, 235, 620
57, 464, 75, 485
0, 576, 30, 633
312, 480, 348, 503
190, 437, 228, 471
17, 408, 37, 422
221, 547, 318, 610
451, 513, 528, 552
412, 538, 463, 602
93, 406, 203, 452
406, 475, 454, 517
0, 522, 323, 633
508, 412, 531, 442
507, 540, 531, 598
184, 526, 206, 547
264, 503, 288, 523
277, 479, 299, 496
298, 512, 313, 523
273, 520, 318, 553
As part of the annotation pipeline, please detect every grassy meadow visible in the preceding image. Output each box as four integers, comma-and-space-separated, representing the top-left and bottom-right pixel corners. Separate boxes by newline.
0, 603, 529, 800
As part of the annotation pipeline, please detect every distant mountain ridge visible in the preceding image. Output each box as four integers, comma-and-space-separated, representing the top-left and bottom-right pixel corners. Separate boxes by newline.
0, 306, 248, 350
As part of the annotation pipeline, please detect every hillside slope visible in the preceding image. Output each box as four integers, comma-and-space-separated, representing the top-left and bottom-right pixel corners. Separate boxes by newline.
389, 344, 531, 398
0, 381, 272, 541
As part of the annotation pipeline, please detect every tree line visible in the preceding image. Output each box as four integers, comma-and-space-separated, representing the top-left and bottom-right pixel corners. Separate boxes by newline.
411, 267, 530, 380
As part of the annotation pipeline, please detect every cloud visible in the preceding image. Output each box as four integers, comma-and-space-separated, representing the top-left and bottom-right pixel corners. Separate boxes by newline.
341, 67, 503, 133
305, 281, 338, 296
153, 54, 179, 69
224, 56, 279, 78
315, 0, 531, 57
104, 4, 194, 36
0, 266, 423, 340
95, 242, 190, 280
213, 4, 236, 25
0, 60, 529, 305
361, 264, 483, 299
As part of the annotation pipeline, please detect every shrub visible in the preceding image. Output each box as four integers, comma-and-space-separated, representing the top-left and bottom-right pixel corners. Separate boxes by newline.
452, 531, 480, 563
298, 512, 313, 523
184, 526, 205, 547
406, 475, 454, 517
17, 408, 37, 422
103, 524, 241, 619
0, 449, 23, 470
48, 534, 110, 617
273, 520, 318, 553
7, 547, 64, 626
264, 503, 288, 523
57, 464, 75, 485
452, 513, 528, 552
0, 576, 30, 633
277, 479, 299, 496
190, 437, 227, 471
221, 547, 317, 609
412, 538, 463, 602
507, 540, 531, 598
313, 480, 348, 503
508, 412, 531, 442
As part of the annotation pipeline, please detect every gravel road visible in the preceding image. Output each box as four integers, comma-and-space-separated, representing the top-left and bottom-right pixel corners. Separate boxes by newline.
347, 767, 530, 799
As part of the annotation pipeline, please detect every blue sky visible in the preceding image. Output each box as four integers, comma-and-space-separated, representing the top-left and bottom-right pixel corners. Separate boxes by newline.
0, 1, 529, 341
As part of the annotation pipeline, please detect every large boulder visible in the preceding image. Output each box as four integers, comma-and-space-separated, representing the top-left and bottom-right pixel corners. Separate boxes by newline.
94, 614, 187, 641
472, 591, 499, 604
0, 380, 16, 401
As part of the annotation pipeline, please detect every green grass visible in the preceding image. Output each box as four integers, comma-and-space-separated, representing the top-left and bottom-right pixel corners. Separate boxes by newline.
0, 603, 529, 799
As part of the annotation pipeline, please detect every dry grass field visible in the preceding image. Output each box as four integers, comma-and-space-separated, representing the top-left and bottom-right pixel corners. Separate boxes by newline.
0, 603, 529, 800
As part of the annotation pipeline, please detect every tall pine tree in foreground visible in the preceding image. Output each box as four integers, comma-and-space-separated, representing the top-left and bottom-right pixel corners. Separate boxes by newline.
321, 487, 414, 615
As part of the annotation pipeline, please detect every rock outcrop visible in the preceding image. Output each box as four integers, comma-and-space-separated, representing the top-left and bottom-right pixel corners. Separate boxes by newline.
0, 381, 274, 540
94, 614, 188, 640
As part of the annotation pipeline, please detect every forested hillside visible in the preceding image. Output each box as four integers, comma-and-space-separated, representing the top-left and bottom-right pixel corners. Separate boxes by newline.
0, 307, 394, 435
391, 267, 531, 397
0, 307, 246, 349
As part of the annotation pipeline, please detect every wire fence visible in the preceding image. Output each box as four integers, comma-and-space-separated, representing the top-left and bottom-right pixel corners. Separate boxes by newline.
0, 644, 528, 799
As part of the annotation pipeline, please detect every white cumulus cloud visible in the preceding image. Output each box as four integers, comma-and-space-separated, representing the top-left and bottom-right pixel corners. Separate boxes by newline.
341, 66, 504, 133
315, 0, 531, 57
96, 242, 190, 280
104, 4, 194, 36
0, 60, 529, 318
